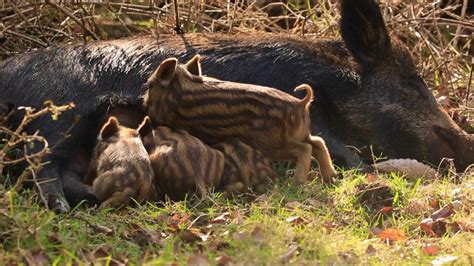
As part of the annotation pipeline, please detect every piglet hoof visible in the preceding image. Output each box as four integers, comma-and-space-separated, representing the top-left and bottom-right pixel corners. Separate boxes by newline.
290, 176, 307, 186
47, 194, 71, 213
321, 168, 338, 184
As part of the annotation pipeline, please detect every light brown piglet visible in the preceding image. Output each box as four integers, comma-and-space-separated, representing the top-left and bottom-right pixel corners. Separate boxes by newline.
139, 117, 225, 202
86, 116, 155, 208
213, 139, 277, 195
144, 56, 337, 184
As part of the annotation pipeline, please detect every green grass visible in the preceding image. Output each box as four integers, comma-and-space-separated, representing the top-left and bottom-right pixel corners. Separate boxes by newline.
0, 166, 472, 265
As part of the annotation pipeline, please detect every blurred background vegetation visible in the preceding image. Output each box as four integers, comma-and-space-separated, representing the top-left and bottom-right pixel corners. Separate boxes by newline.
0, 0, 473, 129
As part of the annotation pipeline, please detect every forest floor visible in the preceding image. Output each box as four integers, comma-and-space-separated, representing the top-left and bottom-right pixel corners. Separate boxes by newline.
1, 164, 472, 265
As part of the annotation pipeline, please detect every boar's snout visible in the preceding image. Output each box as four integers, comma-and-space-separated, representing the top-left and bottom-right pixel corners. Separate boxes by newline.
432, 126, 474, 171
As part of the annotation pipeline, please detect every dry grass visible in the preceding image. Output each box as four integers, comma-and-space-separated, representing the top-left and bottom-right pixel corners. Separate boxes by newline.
1, 0, 472, 127
0, 1, 473, 264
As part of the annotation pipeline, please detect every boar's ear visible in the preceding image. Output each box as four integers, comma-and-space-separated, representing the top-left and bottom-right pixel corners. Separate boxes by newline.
100, 116, 120, 140
185, 54, 202, 76
340, 0, 392, 67
138, 116, 153, 138
148, 58, 178, 87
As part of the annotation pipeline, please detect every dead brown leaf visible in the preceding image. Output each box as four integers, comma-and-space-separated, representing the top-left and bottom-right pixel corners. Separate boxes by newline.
370, 226, 383, 236
379, 206, 393, 214
432, 203, 455, 220
232, 231, 248, 241
422, 245, 440, 256
215, 255, 232, 266
47, 233, 62, 245
286, 216, 305, 225
90, 223, 114, 236
187, 253, 210, 266
366, 173, 378, 183
211, 212, 230, 224
251, 226, 264, 244
420, 218, 438, 238
24, 249, 48, 266
365, 244, 377, 255
170, 213, 191, 230
279, 243, 299, 263
379, 228, 406, 242
177, 229, 202, 244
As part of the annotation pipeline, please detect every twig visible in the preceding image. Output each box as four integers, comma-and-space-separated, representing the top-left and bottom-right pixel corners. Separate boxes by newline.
173, 0, 183, 34
45, 0, 99, 40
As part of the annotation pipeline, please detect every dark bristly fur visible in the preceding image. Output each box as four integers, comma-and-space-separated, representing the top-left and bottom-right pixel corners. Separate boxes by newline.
86, 116, 155, 208
1, 0, 472, 210
213, 140, 277, 195
145, 56, 337, 184
140, 119, 225, 201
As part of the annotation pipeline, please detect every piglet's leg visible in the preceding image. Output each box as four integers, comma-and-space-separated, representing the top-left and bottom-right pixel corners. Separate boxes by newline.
99, 187, 135, 209
221, 182, 245, 198
290, 142, 312, 185
308, 135, 337, 183
190, 178, 208, 208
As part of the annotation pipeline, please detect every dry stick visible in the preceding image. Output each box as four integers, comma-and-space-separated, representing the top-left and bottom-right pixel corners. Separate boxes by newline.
5, 29, 47, 47
466, 48, 473, 104
453, 0, 469, 50
173, 0, 183, 34
45, 0, 99, 40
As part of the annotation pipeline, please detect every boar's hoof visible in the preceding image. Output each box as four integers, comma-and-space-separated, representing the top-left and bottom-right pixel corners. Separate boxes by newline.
47, 194, 71, 213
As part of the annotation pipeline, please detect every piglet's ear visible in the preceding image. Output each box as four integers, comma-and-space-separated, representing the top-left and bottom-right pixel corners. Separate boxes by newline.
100, 116, 120, 140
185, 54, 202, 76
147, 58, 178, 87
137, 116, 153, 138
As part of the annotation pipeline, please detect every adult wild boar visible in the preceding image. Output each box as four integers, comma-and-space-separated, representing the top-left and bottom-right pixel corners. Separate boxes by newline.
0, 0, 472, 212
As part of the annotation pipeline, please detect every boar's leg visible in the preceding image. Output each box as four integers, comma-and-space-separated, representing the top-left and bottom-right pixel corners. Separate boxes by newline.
61, 169, 97, 207
313, 123, 373, 172
308, 135, 337, 183
36, 162, 70, 213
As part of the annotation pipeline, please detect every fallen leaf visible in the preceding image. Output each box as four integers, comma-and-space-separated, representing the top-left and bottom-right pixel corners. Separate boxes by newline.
379, 207, 393, 214
420, 218, 438, 238
177, 229, 202, 244
370, 226, 383, 236
432, 203, 455, 220
430, 199, 440, 209
366, 173, 378, 183
24, 249, 48, 266
215, 255, 232, 266
306, 198, 324, 208
187, 253, 210, 266
365, 244, 377, 255
90, 223, 114, 236
211, 212, 230, 224
279, 243, 299, 263
251, 226, 264, 244
232, 231, 248, 241
431, 255, 458, 265
170, 213, 190, 230
379, 228, 406, 242
422, 245, 439, 256
254, 194, 269, 203
286, 216, 304, 225
323, 221, 339, 231
47, 233, 62, 245
207, 241, 230, 252
92, 246, 111, 259
285, 201, 304, 209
